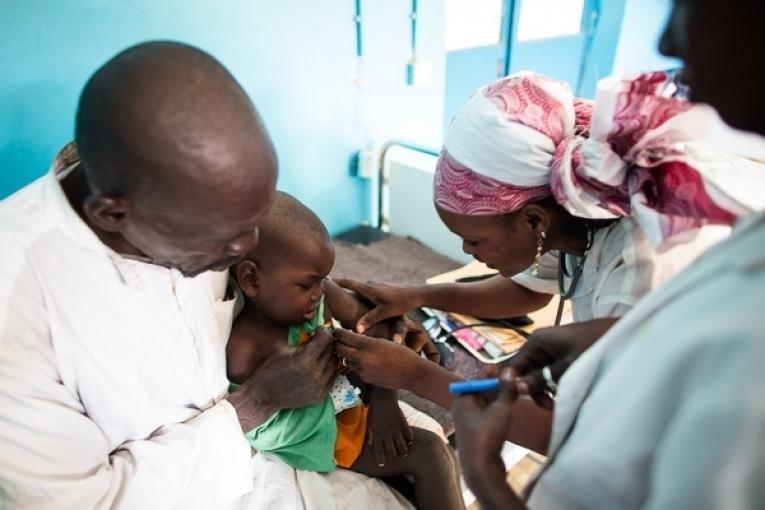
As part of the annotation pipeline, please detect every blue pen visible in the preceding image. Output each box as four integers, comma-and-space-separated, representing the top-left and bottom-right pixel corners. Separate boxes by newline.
449, 378, 499, 395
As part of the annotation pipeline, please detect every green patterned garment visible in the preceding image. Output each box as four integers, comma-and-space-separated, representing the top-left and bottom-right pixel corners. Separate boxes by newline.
232, 295, 338, 472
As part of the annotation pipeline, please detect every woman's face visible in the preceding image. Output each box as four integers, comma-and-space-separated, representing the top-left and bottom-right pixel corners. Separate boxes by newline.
437, 206, 538, 278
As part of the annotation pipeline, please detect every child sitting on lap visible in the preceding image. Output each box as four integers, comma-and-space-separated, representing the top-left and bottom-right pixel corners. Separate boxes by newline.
227, 192, 464, 510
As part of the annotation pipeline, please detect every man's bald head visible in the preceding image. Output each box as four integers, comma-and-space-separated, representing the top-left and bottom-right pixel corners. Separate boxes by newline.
73, 41, 277, 276
76, 41, 275, 205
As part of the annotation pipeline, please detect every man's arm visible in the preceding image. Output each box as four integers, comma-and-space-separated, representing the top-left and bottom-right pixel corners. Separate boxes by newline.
0, 381, 253, 508
228, 328, 337, 432
0, 280, 253, 508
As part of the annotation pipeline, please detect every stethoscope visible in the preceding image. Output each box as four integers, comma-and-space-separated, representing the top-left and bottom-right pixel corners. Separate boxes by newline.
554, 227, 594, 326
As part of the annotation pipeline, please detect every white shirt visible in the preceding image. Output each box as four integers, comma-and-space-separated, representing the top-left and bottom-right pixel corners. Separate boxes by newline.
512, 217, 729, 321
526, 211, 765, 509
0, 157, 253, 508
0, 148, 419, 510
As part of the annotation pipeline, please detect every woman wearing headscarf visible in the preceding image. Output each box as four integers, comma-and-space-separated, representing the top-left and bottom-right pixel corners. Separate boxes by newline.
334, 70, 761, 420
339, 71, 739, 343
336, 1, 765, 505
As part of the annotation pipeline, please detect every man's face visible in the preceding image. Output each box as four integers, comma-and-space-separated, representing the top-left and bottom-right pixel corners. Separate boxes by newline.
659, 0, 764, 134
122, 194, 273, 278
118, 160, 278, 278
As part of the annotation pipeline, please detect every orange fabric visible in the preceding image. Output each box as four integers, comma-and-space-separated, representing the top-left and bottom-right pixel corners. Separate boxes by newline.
299, 318, 367, 468
334, 404, 368, 468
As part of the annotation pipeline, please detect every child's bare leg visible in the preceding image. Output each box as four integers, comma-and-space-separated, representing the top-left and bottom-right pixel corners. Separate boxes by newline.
351, 427, 465, 510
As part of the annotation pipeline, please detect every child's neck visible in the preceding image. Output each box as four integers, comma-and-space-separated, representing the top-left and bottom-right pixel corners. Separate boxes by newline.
240, 300, 291, 339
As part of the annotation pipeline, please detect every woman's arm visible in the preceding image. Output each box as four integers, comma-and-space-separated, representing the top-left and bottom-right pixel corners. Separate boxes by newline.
337, 276, 553, 332
416, 276, 553, 319
334, 329, 552, 455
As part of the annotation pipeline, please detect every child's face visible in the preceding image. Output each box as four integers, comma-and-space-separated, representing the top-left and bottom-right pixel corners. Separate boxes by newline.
254, 237, 335, 326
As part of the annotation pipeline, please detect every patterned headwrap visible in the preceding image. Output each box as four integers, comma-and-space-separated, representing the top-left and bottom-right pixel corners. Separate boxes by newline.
434, 71, 764, 248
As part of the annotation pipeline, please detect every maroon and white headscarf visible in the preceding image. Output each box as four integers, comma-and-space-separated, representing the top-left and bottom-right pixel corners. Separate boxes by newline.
434, 71, 764, 249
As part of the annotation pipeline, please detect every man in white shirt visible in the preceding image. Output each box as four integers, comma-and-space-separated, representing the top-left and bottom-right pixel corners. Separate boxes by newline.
0, 41, 380, 509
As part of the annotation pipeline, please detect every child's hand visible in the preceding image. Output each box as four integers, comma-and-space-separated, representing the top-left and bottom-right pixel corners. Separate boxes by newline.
397, 316, 441, 364
366, 388, 413, 467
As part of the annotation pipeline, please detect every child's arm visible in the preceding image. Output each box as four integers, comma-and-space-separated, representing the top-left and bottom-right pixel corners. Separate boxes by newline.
324, 279, 391, 338
226, 312, 276, 385
325, 279, 415, 463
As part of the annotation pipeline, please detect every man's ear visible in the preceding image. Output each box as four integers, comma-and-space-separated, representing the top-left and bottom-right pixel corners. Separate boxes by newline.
82, 194, 131, 233
519, 203, 551, 235
235, 260, 260, 299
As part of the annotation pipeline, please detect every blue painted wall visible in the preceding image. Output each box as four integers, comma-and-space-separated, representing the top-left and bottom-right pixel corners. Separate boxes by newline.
442, 0, 634, 134
442, 0, 680, 134
0, 0, 445, 234
577, 0, 627, 98
611, 0, 680, 75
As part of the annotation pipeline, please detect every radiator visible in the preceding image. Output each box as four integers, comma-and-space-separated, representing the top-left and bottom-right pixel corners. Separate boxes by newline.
381, 145, 472, 264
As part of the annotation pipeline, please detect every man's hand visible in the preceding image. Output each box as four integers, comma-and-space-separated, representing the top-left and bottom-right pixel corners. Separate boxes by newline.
228, 328, 336, 431
452, 375, 525, 510
334, 329, 427, 390
366, 388, 413, 466
335, 279, 422, 334
505, 318, 616, 409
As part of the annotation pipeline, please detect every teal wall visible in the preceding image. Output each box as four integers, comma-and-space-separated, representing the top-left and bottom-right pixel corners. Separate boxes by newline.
611, 0, 680, 75
577, 0, 628, 98
0, 0, 445, 234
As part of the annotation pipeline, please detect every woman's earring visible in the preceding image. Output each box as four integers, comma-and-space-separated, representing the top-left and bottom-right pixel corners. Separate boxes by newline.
532, 231, 546, 276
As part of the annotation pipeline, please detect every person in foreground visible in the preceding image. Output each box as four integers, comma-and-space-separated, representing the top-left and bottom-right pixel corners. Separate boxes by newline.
339, 1, 765, 508
0, 42, 413, 509
227, 192, 463, 510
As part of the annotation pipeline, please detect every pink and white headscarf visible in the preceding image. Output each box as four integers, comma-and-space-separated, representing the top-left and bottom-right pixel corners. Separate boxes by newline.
434, 71, 764, 248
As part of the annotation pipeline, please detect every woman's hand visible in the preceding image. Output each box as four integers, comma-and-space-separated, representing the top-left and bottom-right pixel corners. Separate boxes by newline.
334, 329, 427, 390
334, 279, 423, 333
366, 388, 413, 466
452, 376, 525, 510
334, 328, 460, 408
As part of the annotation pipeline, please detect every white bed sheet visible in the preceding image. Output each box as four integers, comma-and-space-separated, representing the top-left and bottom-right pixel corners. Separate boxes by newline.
240, 401, 445, 510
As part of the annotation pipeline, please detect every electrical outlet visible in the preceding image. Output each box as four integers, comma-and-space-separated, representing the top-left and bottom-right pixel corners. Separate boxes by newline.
406, 57, 433, 87
353, 149, 377, 179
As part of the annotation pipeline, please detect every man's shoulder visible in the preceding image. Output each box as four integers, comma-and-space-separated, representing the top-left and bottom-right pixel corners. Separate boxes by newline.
1, 172, 51, 222
0, 177, 59, 283
0, 143, 78, 248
